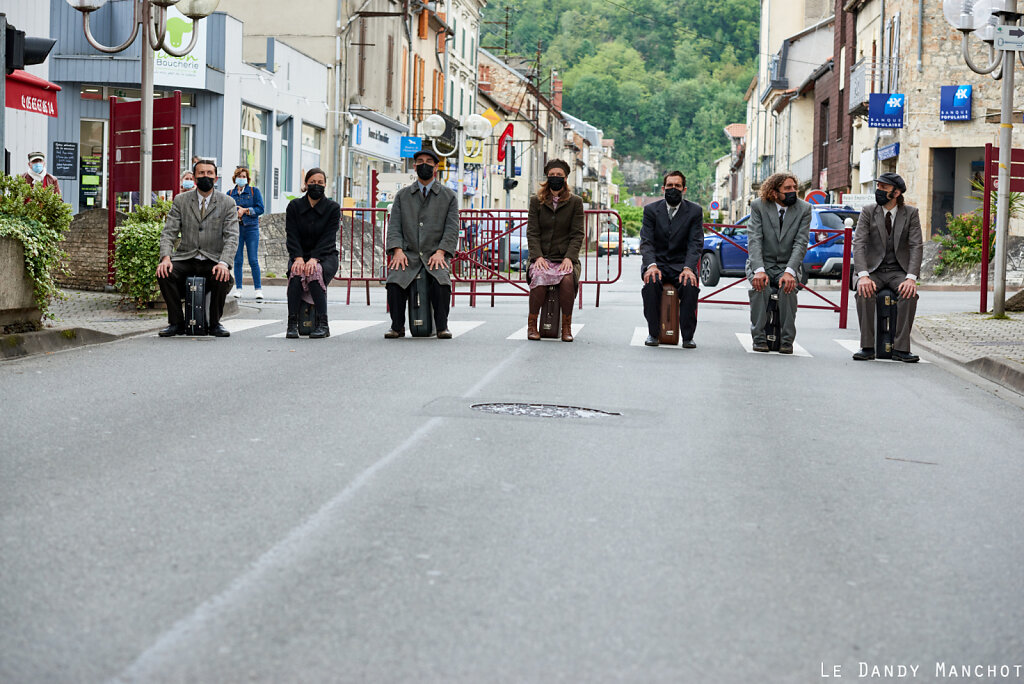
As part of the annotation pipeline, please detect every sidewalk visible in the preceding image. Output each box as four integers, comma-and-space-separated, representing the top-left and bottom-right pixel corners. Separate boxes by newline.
912, 312, 1024, 395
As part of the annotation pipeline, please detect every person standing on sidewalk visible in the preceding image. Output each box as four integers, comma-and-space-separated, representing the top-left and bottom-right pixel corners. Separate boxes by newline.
525, 158, 585, 342
852, 172, 923, 363
227, 167, 265, 301
639, 170, 702, 348
22, 151, 61, 197
383, 148, 460, 339
285, 169, 340, 339
156, 159, 239, 337
745, 171, 811, 354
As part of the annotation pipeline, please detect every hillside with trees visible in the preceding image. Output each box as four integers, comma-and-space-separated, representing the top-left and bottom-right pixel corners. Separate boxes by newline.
479, 0, 758, 203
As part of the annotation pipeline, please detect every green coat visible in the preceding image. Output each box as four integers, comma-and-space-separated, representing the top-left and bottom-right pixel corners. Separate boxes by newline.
526, 192, 585, 286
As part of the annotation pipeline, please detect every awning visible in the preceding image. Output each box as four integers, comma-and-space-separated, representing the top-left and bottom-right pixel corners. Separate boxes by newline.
5, 70, 61, 118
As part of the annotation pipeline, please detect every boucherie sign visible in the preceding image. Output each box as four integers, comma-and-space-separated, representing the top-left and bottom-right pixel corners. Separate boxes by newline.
5, 70, 61, 118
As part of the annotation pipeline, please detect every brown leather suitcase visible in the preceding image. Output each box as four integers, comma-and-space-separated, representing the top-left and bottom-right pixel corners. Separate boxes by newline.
539, 285, 560, 339
659, 282, 680, 345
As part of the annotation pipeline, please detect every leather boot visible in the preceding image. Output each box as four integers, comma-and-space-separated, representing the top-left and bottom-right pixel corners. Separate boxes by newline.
527, 314, 541, 340
310, 314, 330, 338
286, 315, 299, 339
560, 314, 574, 342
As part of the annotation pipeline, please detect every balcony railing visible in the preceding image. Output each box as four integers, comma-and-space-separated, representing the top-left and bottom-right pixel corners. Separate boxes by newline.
791, 153, 813, 185
752, 155, 774, 188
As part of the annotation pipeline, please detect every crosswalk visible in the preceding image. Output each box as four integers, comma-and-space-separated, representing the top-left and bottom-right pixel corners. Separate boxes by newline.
178, 318, 927, 361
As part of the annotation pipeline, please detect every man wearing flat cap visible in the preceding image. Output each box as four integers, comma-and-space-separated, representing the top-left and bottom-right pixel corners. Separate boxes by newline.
852, 172, 923, 362
22, 152, 62, 197
384, 147, 460, 338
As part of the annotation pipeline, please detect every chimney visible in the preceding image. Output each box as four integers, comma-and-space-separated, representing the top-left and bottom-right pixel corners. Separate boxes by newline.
552, 76, 563, 111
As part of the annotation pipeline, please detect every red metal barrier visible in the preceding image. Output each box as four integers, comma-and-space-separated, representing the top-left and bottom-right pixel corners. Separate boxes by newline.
335, 207, 389, 305
698, 223, 852, 329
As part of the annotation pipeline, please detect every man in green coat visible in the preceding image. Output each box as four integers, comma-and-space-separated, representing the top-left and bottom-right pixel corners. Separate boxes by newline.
384, 148, 460, 338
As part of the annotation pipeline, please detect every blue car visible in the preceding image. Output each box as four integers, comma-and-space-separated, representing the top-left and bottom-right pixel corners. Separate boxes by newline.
699, 205, 860, 286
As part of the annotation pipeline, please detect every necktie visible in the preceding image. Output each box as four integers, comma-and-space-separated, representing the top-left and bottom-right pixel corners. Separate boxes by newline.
200, 198, 207, 219
422, 187, 428, 200
669, 206, 676, 221
885, 211, 893, 236
779, 208, 785, 226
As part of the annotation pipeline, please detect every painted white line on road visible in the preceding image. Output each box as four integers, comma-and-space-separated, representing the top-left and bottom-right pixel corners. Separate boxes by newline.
110, 345, 529, 684
265, 320, 386, 338
507, 323, 584, 340
220, 319, 281, 334
628, 326, 682, 348
734, 333, 812, 357
834, 338, 930, 363
447, 320, 485, 338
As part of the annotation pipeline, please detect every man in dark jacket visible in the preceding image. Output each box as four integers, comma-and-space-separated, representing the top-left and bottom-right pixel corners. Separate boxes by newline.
384, 148, 460, 338
639, 170, 703, 347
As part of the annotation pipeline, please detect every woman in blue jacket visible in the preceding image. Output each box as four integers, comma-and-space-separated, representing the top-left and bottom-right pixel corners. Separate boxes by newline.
227, 166, 265, 299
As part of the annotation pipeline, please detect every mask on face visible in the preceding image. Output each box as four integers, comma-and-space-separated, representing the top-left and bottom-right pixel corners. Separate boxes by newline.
875, 188, 893, 206
307, 184, 325, 200
235, 177, 248, 187
664, 187, 683, 206
782, 191, 798, 207
31, 163, 44, 174
416, 163, 435, 181
181, 180, 195, 190
547, 176, 566, 191
195, 176, 215, 192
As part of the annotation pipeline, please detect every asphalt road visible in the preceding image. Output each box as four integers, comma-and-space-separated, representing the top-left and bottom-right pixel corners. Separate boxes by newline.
2, 271, 1022, 683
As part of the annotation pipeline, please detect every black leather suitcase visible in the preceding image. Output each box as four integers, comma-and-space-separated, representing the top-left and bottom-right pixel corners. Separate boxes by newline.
408, 271, 435, 337
764, 285, 781, 352
298, 301, 316, 336
875, 288, 897, 359
539, 286, 560, 339
185, 276, 208, 336
659, 282, 680, 345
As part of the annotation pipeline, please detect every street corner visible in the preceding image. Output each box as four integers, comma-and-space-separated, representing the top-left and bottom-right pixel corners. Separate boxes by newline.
0, 326, 117, 360
912, 311, 1024, 395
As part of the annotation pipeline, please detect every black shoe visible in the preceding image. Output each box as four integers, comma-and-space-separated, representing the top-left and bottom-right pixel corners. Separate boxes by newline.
752, 341, 770, 352
436, 329, 453, 339
310, 315, 330, 339
209, 324, 231, 337
286, 316, 299, 339
778, 344, 794, 355
852, 347, 875, 361
158, 324, 185, 337
384, 328, 405, 339
644, 335, 659, 347
893, 350, 920, 363
682, 339, 696, 349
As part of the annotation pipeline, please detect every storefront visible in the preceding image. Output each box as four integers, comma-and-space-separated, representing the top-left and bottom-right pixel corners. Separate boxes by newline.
346, 107, 407, 208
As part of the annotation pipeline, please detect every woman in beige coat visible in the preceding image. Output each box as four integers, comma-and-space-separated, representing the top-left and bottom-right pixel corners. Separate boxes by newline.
525, 159, 586, 341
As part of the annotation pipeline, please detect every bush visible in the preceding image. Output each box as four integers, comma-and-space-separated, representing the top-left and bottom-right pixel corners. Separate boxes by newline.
612, 201, 642, 237
933, 211, 994, 276
114, 199, 172, 307
0, 174, 73, 318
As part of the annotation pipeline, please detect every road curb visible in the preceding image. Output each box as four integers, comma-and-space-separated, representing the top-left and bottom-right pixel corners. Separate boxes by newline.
911, 331, 1024, 396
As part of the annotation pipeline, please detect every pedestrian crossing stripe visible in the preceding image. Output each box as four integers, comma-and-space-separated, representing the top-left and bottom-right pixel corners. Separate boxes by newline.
220, 319, 281, 333
266, 320, 386, 338
734, 333, 812, 357
403, 320, 485, 338
508, 324, 584, 340
628, 327, 686, 348
833, 338, 930, 363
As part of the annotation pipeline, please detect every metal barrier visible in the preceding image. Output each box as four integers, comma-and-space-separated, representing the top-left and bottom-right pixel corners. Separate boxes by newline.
698, 223, 853, 329
335, 207, 623, 308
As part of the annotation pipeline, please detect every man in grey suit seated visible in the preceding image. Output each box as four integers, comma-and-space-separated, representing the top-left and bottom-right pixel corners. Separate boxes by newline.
745, 171, 811, 354
852, 172, 923, 362
156, 159, 239, 337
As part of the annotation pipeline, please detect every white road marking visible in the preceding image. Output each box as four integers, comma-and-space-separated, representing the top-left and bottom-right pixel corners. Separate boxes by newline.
629, 326, 682, 348
220, 319, 281, 333
446, 320, 485, 338
266, 320, 386, 338
507, 324, 583, 340
734, 332, 812, 357
834, 338, 929, 362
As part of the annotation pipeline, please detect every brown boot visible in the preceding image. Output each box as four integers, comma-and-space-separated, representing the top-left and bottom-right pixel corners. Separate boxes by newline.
561, 314, 574, 342
527, 314, 541, 340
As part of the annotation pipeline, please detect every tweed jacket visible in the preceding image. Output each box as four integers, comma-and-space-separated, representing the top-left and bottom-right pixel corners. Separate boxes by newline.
159, 188, 239, 265
385, 180, 460, 289
853, 202, 923, 277
526, 192, 585, 284
745, 197, 812, 278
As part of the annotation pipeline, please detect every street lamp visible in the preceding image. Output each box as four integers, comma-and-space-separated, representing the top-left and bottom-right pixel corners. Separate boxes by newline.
65, 0, 219, 206
421, 113, 493, 210
946, 0, 1022, 315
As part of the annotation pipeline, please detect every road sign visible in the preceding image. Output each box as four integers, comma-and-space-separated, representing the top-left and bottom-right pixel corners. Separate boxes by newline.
709, 200, 720, 211
805, 189, 829, 204
840, 193, 874, 209
994, 26, 1024, 51
496, 124, 514, 161
709, 209, 720, 220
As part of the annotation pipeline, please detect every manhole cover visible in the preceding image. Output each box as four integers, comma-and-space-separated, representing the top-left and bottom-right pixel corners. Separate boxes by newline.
471, 403, 620, 419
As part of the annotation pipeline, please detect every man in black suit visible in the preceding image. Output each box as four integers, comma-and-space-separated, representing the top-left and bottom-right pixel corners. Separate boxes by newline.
639, 170, 703, 347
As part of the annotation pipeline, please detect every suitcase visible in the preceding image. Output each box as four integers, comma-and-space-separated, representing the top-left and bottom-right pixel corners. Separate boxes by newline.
764, 285, 781, 352
539, 285, 560, 339
875, 287, 897, 359
659, 282, 680, 345
185, 276, 208, 336
408, 271, 435, 337
298, 301, 316, 336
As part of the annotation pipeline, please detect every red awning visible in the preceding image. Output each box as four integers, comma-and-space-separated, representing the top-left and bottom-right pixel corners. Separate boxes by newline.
5, 70, 61, 118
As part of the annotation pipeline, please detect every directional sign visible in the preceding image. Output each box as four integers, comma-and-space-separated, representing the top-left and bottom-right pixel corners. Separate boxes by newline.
709, 200, 720, 211
995, 26, 1024, 51
496, 124, 514, 162
805, 189, 829, 205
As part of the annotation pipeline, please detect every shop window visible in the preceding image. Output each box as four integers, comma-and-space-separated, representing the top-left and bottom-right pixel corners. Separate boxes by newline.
301, 123, 323, 187
240, 104, 268, 193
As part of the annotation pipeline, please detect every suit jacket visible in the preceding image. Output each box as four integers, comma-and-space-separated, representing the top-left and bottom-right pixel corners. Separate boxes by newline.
853, 202, 923, 277
745, 198, 811, 278
385, 180, 460, 289
159, 189, 239, 265
639, 198, 703, 275
527, 192, 585, 284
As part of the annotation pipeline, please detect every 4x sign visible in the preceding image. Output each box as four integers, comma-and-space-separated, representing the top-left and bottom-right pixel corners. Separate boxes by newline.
994, 26, 1024, 51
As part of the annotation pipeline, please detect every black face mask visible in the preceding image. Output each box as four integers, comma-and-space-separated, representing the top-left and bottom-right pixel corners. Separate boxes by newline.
875, 189, 893, 206
664, 188, 683, 206
547, 176, 565, 191
195, 176, 215, 192
782, 191, 798, 207
416, 163, 435, 181
307, 184, 325, 200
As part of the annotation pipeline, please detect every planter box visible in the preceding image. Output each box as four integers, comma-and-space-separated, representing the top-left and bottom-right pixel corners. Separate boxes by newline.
0, 237, 41, 327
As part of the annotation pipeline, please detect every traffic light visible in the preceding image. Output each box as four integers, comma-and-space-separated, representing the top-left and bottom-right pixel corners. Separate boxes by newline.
503, 138, 517, 191
503, 177, 518, 191
5, 25, 56, 75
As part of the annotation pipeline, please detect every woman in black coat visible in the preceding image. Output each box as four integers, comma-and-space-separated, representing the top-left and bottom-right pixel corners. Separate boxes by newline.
285, 168, 340, 338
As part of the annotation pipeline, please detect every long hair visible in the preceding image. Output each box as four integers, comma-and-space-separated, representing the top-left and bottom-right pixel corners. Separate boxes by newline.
759, 171, 798, 204
538, 158, 572, 203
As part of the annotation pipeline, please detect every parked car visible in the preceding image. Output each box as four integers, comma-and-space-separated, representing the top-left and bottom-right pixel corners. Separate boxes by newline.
699, 205, 860, 287
597, 231, 621, 256
622, 237, 640, 256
